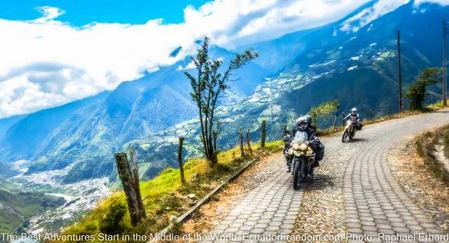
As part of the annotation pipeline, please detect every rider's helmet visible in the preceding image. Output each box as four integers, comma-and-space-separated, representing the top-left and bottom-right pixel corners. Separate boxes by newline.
351, 107, 357, 115
304, 114, 312, 125
296, 116, 308, 131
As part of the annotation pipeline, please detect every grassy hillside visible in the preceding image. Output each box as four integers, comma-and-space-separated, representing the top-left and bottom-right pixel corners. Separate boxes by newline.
62, 141, 283, 240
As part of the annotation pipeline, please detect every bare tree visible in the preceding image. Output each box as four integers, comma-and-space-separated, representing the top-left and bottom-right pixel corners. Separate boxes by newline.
185, 37, 258, 164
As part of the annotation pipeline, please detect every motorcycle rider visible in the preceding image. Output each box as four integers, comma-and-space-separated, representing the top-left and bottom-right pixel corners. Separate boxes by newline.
303, 114, 316, 134
344, 107, 363, 130
286, 116, 324, 175
283, 130, 293, 171
304, 114, 324, 175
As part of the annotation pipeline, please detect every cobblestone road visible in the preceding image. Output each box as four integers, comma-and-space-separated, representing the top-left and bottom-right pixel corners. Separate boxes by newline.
203, 157, 302, 242
343, 111, 449, 241
204, 110, 449, 242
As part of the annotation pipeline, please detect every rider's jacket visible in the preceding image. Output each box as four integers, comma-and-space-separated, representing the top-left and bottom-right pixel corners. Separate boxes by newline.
344, 113, 360, 122
286, 125, 325, 162
290, 125, 321, 149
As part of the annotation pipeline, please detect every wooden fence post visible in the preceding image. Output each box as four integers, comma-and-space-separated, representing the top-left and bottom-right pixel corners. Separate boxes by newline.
178, 137, 186, 185
260, 120, 266, 148
129, 147, 145, 220
246, 129, 252, 154
114, 152, 146, 226
239, 129, 245, 158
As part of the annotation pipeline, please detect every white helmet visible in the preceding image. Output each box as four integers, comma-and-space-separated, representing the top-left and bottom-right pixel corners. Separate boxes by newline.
296, 116, 308, 131
304, 114, 312, 125
351, 107, 357, 113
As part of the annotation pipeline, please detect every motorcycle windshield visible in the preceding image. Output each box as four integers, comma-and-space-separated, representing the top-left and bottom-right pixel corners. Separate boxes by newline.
293, 131, 308, 143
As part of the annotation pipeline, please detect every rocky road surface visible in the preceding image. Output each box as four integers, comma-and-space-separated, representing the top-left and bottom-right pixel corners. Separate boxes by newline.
202, 110, 449, 242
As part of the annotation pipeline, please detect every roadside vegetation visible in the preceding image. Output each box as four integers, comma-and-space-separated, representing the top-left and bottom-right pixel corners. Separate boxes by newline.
415, 125, 449, 184
61, 141, 283, 241
406, 67, 442, 110
185, 37, 258, 164
308, 99, 340, 129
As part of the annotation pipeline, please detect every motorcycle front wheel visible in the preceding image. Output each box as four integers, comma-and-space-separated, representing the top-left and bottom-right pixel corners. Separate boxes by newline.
293, 158, 306, 190
342, 130, 349, 143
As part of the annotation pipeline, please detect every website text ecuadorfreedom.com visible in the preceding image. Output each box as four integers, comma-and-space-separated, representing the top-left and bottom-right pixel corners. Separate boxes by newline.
2, 232, 449, 242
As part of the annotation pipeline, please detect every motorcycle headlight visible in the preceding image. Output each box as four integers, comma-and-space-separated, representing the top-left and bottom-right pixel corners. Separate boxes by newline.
294, 150, 302, 156
299, 143, 308, 151
292, 143, 300, 150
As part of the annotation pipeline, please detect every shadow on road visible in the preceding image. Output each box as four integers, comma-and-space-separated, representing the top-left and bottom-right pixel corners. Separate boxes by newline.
345, 137, 368, 143
297, 174, 335, 191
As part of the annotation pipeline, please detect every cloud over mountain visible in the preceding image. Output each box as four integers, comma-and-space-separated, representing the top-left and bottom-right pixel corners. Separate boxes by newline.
0, 0, 445, 118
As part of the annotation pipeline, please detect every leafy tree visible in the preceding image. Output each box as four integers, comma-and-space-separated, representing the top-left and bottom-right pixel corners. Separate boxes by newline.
185, 37, 258, 164
308, 100, 340, 128
406, 68, 441, 110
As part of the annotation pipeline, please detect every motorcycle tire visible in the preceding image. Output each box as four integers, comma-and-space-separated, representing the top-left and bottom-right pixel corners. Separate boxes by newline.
342, 130, 349, 143
293, 158, 306, 190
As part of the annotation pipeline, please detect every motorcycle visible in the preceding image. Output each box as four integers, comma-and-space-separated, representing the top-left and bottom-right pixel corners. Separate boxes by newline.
283, 132, 292, 160
288, 131, 315, 190
342, 119, 360, 143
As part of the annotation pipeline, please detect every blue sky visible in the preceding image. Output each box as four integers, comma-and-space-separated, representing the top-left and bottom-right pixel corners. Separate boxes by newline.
3, 0, 438, 118
0, 0, 210, 25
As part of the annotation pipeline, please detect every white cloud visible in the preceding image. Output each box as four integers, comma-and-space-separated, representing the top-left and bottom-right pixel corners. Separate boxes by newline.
415, 0, 449, 5
4, 0, 440, 118
193, 0, 370, 48
340, 0, 449, 33
35, 6, 65, 23
340, 0, 411, 32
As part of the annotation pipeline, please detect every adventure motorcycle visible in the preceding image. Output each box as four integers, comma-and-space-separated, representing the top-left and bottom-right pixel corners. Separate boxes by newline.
288, 131, 315, 190
342, 120, 361, 143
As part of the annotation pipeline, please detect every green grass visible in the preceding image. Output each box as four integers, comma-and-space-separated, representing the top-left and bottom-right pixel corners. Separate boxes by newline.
61, 141, 283, 241
426, 99, 449, 110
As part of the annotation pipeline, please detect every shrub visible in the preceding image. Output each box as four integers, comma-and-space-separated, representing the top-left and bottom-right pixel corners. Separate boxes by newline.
406, 68, 441, 110
98, 200, 126, 235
